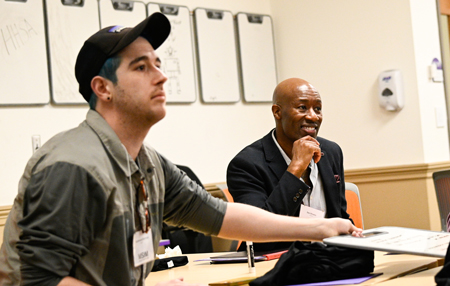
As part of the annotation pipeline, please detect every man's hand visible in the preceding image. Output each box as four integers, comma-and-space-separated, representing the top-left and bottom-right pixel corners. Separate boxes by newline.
320, 218, 363, 239
287, 136, 321, 178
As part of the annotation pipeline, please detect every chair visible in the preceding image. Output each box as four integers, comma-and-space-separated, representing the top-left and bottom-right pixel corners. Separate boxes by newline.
216, 183, 234, 203
345, 182, 364, 229
432, 170, 450, 231
211, 184, 240, 252
161, 165, 213, 253
176, 164, 203, 187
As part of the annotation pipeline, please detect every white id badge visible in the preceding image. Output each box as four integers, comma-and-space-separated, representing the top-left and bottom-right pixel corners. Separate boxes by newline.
300, 205, 325, 218
133, 230, 154, 267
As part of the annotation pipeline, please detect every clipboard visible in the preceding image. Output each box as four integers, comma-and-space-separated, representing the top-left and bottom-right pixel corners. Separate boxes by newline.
148, 3, 197, 103
0, 0, 50, 105
99, 0, 147, 28
194, 8, 240, 103
323, 226, 450, 258
236, 13, 277, 103
45, 0, 100, 104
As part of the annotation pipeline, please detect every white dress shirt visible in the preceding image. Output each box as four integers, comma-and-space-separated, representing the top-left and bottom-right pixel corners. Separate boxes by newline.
272, 130, 327, 216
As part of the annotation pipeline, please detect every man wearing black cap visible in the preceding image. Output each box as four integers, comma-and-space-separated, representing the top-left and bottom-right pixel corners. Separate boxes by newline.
0, 13, 361, 286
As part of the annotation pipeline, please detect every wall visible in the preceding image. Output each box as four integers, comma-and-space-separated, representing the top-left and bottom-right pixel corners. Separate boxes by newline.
410, 0, 449, 163
270, 0, 449, 170
345, 162, 450, 231
440, 15, 450, 131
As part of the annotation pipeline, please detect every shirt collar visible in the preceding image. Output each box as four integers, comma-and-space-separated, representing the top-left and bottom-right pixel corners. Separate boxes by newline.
85, 110, 154, 178
271, 129, 316, 169
272, 130, 291, 165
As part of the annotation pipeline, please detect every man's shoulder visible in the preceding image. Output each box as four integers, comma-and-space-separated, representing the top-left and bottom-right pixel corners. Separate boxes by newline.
317, 136, 340, 149
31, 122, 103, 171
317, 136, 343, 162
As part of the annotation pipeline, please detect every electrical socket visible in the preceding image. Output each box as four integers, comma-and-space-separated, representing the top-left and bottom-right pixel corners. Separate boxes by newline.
32, 135, 41, 153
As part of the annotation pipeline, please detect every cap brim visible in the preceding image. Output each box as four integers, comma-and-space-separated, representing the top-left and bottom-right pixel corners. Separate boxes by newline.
110, 12, 170, 56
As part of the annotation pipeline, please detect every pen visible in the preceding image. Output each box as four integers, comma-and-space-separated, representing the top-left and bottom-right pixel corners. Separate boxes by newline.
246, 241, 255, 273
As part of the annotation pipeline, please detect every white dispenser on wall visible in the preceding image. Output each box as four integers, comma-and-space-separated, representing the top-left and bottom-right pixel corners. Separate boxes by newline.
378, 70, 404, 111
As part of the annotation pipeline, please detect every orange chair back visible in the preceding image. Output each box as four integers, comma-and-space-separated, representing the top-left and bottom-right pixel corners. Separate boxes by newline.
221, 188, 234, 203
345, 190, 363, 229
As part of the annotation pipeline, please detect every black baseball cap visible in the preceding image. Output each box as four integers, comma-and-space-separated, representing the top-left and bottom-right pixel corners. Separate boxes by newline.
75, 12, 171, 102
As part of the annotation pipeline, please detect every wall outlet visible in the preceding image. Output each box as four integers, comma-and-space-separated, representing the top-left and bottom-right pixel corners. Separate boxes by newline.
32, 135, 41, 153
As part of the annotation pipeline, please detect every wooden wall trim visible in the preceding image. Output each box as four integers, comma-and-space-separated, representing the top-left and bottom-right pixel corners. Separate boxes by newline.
204, 183, 225, 192
0, 205, 11, 227
345, 161, 450, 183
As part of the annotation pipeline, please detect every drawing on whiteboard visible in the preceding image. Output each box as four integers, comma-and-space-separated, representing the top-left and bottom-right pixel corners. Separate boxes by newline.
1, 18, 38, 57
147, 3, 196, 102
162, 19, 182, 95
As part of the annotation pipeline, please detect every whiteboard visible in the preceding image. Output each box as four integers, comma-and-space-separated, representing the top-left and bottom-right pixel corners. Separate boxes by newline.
99, 0, 146, 28
45, 0, 99, 104
0, 0, 49, 105
194, 8, 240, 103
236, 13, 277, 103
148, 3, 197, 103
324, 226, 450, 258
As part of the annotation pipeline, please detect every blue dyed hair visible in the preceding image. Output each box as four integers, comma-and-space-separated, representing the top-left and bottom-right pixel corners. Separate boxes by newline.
89, 55, 121, 110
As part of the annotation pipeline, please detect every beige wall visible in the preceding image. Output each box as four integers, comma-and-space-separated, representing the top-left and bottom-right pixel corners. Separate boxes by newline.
346, 161, 450, 231
270, 0, 449, 170
1, 0, 450, 232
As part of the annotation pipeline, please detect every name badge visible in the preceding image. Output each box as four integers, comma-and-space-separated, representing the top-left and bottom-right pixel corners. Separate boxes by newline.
300, 205, 325, 219
133, 230, 154, 267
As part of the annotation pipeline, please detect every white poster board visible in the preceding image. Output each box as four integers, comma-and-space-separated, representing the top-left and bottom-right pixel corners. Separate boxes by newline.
99, 0, 146, 28
324, 226, 450, 258
45, 0, 99, 104
148, 3, 197, 103
236, 13, 277, 102
0, 0, 50, 105
194, 8, 240, 103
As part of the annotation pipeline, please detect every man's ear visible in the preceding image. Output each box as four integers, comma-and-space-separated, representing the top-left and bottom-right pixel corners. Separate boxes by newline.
91, 76, 112, 102
272, 104, 281, 120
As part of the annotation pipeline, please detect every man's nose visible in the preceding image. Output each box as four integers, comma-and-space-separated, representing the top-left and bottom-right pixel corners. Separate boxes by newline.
305, 108, 319, 120
156, 68, 168, 85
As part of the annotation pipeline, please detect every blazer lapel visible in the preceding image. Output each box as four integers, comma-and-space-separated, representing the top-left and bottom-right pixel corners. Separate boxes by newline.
261, 130, 287, 181
317, 146, 341, 217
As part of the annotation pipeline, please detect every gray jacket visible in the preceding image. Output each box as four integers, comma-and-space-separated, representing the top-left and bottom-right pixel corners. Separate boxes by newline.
0, 110, 227, 286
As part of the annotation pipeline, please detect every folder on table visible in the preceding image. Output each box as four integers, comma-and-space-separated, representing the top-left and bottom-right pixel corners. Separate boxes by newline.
195, 249, 288, 264
324, 226, 450, 258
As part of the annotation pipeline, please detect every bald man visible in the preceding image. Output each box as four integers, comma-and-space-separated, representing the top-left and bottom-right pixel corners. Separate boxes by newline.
227, 78, 351, 252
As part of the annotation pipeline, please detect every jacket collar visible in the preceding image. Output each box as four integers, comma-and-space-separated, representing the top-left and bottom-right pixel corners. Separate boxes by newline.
85, 110, 155, 178
261, 129, 288, 180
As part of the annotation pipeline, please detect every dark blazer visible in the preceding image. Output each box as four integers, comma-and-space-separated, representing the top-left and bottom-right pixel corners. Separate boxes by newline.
227, 130, 350, 251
